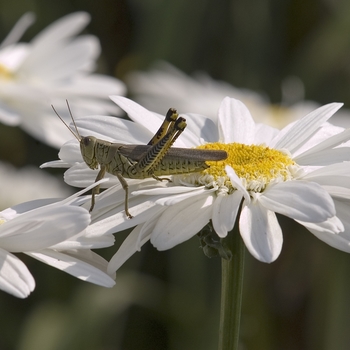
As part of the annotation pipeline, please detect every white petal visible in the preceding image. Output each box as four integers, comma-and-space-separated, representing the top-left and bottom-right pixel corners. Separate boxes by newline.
0, 178, 105, 241
218, 97, 256, 144
225, 165, 251, 204
301, 163, 350, 188
19, 13, 92, 76
301, 216, 350, 253
298, 216, 344, 234
330, 199, 350, 242
0, 103, 21, 125
49, 228, 115, 250
74, 115, 152, 144
110, 96, 165, 136
240, 203, 283, 263
272, 103, 343, 153
19, 108, 78, 149
309, 231, 350, 253
63, 163, 97, 188
27, 249, 115, 287
0, 206, 90, 252
323, 186, 350, 200
31, 12, 90, 46
87, 179, 138, 210
108, 225, 151, 274
212, 192, 242, 238
136, 215, 160, 249
55, 139, 81, 164
258, 181, 335, 222
295, 148, 350, 166
294, 128, 350, 164
0, 12, 35, 48
0, 43, 29, 71
151, 193, 214, 250
183, 113, 220, 143
62, 74, 126, 97
87, 198, 164, 237
155, 187, 216, 206
133, 184, 202, 197
57, 177, 109, 205
66, 249, 116, 278
0, 198, 58, 221
64, 163, 119, 188
164, 112, 218, 147
40, 160, 72, 168
88, 178, 167, 216
254, 123, 279, 144
26, 36, 99, 81
0, 248, 35, 298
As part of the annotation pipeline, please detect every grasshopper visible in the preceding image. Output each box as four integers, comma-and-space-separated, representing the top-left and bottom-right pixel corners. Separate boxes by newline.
53, 102, 227, 218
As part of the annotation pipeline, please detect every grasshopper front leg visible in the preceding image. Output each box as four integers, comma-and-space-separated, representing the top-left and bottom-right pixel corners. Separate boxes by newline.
90, 165, 106, 212
90, 164, 133, 219
114, 171, 133, 219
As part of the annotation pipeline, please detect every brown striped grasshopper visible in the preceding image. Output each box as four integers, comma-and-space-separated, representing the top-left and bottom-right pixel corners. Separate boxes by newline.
53, 103, 227, 218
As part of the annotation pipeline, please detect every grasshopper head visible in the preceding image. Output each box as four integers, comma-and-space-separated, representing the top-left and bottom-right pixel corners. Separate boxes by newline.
80, 136, 98, 169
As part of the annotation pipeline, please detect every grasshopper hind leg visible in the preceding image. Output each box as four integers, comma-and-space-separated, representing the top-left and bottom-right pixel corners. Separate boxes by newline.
147, 108, 178, 146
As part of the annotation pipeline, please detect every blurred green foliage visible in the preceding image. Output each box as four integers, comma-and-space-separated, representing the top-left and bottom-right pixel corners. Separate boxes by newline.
1, 0, 350, 349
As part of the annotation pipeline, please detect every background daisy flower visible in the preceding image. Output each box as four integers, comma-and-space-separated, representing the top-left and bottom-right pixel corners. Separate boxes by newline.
0, 160, 72, 209
0, 12, 126, 148
126, 61, 350, 129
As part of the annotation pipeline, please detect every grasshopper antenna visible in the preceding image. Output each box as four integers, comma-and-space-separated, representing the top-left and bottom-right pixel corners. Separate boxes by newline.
65, 100, 81, 140
51, 100, 81, 142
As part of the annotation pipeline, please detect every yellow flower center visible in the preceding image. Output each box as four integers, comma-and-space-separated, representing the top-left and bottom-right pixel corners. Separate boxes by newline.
0, 64, 14, 80
0, 218, 6, 225
193, 142, 296, 192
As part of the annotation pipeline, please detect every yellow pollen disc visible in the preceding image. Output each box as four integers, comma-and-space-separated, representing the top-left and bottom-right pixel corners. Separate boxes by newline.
197, 142, 295, 190
0, 64, 14, 80
0, 218, 6, 225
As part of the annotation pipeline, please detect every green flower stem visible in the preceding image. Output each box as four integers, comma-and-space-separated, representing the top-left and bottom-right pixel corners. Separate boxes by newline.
218, 226, 245, 350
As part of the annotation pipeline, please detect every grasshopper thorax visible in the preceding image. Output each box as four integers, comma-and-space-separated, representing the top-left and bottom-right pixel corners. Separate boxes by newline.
80, 135, 99, 169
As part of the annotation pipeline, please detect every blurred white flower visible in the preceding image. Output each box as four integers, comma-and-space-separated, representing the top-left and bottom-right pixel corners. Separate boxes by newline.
126, 61, 350, 128
0, 181, 115, 298
0, 12, 126, 148
0, 160, 72, 209
41, 96, 350, 272
127, 61, 266, 119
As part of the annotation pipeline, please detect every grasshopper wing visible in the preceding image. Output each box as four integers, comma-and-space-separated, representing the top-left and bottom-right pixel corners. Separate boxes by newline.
118, 145, 227, 162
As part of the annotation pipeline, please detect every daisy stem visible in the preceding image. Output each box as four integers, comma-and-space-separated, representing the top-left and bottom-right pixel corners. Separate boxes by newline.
218, 226, 245, 350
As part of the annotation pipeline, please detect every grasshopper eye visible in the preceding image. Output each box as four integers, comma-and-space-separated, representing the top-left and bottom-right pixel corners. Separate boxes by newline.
81, 136, 96, 154
82, 137, 92, 146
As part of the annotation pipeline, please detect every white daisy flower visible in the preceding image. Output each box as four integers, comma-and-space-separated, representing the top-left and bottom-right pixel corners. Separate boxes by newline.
126, 61, 350, 128
0, 160, 72, 209
41, 96, 350, 272
0, 12, 126, 148
126, 61, 266, 121
0, 180, 115, 298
